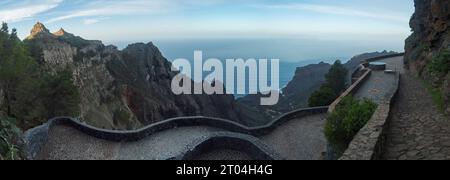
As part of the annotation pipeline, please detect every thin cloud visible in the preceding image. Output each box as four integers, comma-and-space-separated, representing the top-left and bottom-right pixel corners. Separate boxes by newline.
46, 0, 177, 23
260, 3, 410, 23
83, 17, 109, 25
46, 0, 230, 24
0, 0, 62, 22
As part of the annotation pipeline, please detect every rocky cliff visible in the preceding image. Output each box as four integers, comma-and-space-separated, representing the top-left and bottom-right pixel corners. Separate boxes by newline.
26, 23, 242, 130
405, 0, 450, 114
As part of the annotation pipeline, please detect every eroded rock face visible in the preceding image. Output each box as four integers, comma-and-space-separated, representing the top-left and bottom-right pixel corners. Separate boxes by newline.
27, 23, 242, 129
405, 0, 450, 114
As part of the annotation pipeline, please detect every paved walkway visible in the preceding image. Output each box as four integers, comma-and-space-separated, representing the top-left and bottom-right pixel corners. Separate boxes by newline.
37, 125, 220, 160
194, 150, 252, 160
354, 56, 403, 103
261, 113, 327, 160
382, 73, 450, 160
190, 113, 328, 160
35, 113, 328, 160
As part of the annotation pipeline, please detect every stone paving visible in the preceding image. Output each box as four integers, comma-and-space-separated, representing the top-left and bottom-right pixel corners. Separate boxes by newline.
190, 113, 328, 160
382, 73, 450, 160
37, 125, 221, 160
354, 56, 404, 103
36, 113, 328, 160
194, 149, 252, 160
261, 113, 327, 160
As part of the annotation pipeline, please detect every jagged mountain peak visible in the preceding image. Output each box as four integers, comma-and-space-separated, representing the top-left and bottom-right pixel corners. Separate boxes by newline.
53, 28, 68, 36
27, 22, 52, 39
31, 24, 102, 48
31, 22, 49, 33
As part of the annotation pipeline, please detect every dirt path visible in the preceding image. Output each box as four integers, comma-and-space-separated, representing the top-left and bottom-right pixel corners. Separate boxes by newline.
382, 73, 450, 160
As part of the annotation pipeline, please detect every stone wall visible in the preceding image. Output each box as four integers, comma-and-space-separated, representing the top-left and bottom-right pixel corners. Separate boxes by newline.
327, 53, 404, 160
339, 73, 400, 160
179, 132, 283, 160
350, 53, 404, 84
364, 53, 405, 63
24, 106, 328, 159
328, 69, 372, 113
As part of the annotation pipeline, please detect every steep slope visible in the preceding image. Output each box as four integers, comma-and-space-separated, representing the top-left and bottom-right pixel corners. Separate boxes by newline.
25, 23, 242, 130
107, 42, 240, 124
405, 0, 450, 114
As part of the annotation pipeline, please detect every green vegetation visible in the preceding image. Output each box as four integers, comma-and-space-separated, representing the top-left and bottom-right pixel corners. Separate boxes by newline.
324, 96, 377, 157
421, 49, 449, 115
308, 86, 337, 107
422, 79, 446, 114
113, 109, 131, 126
0, 116, 22, 160
411, 43, 431, 63
0, 22, 81, 158
428, 49, 450, 76
40, 69, 80, 119
56, 34, 91, 49
326, 60, 349, 95
308, 60, 348, 107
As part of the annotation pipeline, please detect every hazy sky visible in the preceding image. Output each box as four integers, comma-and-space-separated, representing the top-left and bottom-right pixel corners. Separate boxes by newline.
2, 0, 414, 45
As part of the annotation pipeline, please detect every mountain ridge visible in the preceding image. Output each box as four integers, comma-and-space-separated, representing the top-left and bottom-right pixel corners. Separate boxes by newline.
22, 22, 401, 128
25, 22, 243, 129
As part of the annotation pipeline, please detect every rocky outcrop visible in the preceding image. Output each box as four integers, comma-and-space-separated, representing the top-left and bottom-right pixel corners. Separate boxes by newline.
405, 0, 450, 114
26, 23, 242, 130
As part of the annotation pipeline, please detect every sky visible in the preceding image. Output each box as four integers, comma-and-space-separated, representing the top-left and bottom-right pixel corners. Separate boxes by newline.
0, 0, 415, 60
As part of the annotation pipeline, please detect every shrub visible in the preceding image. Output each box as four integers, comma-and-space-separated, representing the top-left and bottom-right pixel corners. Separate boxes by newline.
308, 60, 348, 107
0, 22, 81, 129
0, 22, 81, 159
324, 96, 377, 157
113, 109, 131, 126
428, 49, 450, 75
39, 69, 81, 121
0, 116, 22, 160
325, 60, 349, 95
422, 79, 446, 114
308, 86, 337, 107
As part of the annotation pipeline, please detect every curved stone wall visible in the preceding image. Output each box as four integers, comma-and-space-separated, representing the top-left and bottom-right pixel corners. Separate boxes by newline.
340, 73, 400, 160
350, 53, 405, 83
328, 69, 372, 113
178, 132, 283, 160
363, 53, 405, 63
24, 106, 328, 160
326, 54, 404, 160
329, 53, 405, 114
